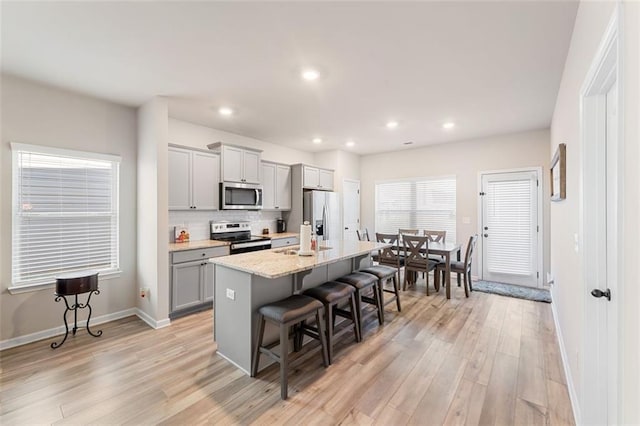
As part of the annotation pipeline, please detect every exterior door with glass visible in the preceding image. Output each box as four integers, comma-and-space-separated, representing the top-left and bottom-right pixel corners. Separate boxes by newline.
480, 170, 541, 287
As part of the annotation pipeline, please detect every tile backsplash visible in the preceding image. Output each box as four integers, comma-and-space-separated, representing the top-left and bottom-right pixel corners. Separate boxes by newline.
168, 210, 286, 242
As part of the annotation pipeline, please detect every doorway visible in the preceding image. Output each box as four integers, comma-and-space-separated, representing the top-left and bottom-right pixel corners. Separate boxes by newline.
343, 179, 360, 241
479, 169, 542, 287
580, 10, 621, 425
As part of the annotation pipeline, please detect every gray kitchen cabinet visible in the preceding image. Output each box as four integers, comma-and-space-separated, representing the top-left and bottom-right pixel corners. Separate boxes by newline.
261, 161, 291, 210
168, 145, 219, 210
270, 236, 300, 248
221, 145, 261, 184
170, 245, 229, 317
302, 165, 334, 190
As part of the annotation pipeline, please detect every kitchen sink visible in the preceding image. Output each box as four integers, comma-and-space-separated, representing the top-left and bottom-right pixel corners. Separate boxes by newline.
274, 246, 332, 255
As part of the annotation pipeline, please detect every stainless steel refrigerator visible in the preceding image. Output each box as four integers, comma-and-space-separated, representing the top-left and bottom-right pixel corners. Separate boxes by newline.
303, 190, 341, 241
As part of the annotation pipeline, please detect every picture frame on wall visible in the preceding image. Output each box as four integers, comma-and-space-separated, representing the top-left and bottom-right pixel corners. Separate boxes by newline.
550, 143, 566, 201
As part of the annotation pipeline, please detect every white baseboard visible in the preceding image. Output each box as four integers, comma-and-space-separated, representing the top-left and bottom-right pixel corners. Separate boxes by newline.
134, 308, 171, 329
550, 287, 581, 425
0, 308, 137, 351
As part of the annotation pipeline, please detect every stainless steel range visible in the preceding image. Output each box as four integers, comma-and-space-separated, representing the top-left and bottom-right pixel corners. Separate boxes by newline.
210, 221, 271, 254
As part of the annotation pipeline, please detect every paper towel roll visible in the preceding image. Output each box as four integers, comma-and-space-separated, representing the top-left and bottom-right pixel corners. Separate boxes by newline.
299, 222, 312, 254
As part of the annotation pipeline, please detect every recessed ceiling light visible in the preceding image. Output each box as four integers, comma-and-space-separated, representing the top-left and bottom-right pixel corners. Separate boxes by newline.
312, 138, 322, 144
442, 122, 455, 129
386, 121, 399, 129
219, 107, 234, 116
346, 140, 355, 147
302, 69, 320, 81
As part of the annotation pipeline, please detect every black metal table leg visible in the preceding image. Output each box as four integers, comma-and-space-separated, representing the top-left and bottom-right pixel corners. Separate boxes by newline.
51, 289, 102, 349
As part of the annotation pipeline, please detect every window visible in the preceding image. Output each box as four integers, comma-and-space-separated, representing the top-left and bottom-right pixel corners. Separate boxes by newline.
375, 176, 456, 242
11, 143, 121, 288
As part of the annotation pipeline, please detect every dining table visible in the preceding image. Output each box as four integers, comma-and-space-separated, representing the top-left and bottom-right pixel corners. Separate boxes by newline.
394, 241, 462, 299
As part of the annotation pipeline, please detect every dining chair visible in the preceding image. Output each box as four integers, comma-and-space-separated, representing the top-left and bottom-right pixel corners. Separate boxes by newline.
402, 234, 440, 294
399, 228, 419, 236
436, 234, 478, 297
424, 230, 447, 263
365, 233, 403, 312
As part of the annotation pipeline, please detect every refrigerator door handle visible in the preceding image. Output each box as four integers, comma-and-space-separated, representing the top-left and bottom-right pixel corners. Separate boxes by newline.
323, 205, 328, 240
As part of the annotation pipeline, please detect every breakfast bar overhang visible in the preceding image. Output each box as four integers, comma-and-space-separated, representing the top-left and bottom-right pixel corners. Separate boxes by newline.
209, 240, 388, 374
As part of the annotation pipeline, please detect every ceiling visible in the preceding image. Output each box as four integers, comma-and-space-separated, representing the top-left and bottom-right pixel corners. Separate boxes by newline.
1, 1, 578, 155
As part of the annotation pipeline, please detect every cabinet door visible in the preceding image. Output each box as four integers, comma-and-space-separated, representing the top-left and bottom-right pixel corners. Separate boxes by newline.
242, 150, 261, 184
192, 152, 219, 210
276, 165, 291, 210
203, 262, 215, 303
172, 260, 204, 312
303, 166, 320, 189
319, 169, 334, 190
168, 147, 192, 210
261, 162, 276, 210
222, 146, 244, 182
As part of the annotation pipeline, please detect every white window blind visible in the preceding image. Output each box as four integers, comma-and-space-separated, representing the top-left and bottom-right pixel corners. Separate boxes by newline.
485, 178, 534, 276
11, 143, 121, 287
375, 177, 456, 242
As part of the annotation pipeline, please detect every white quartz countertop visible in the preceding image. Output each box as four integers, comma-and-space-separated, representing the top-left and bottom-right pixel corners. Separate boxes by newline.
209, 240, 389, 279
169, 239, 230, 252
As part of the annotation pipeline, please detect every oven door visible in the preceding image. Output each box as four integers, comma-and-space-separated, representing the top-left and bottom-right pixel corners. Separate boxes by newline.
230, 240, 272, 254
221, 182, 263, 210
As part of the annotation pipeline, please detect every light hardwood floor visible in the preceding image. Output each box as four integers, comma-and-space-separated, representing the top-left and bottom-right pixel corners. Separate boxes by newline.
0, 280, 574, 425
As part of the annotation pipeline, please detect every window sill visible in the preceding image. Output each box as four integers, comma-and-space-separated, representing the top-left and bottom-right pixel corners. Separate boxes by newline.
7, 270, 122, 295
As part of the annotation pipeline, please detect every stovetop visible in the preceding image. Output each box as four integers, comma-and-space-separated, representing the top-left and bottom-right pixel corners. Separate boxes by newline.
210, 221, 270, 244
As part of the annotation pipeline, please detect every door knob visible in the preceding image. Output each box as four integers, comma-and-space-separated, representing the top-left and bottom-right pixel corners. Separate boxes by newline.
591, 288, 611, 301
484, 234, 489, 238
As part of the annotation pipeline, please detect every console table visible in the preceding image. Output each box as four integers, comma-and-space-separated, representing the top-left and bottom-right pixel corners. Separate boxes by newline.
51, 271, 103, 349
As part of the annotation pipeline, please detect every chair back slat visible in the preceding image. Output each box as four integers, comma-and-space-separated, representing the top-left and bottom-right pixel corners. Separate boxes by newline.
423, 230, 446, 243
402, 235, 429, 269
399, 228, 419, 236
464, 235, 479, 270
356, 229, 370, 242
376, 233, 401, 267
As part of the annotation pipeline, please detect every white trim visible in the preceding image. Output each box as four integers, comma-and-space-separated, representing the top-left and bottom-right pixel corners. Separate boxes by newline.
374, 174, 456, 185
135, 308, 171, 329
578, 6, 623, 425
10, 142, 122, 163
550, 287, 581, 426
477, 167, 543, 287
7, 270, 123, 294
0, 308, 136, 351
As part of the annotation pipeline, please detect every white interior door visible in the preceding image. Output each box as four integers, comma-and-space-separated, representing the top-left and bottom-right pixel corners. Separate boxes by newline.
343, 180, 360, 240
582, 53, 619, 425
480, 170, 540, 287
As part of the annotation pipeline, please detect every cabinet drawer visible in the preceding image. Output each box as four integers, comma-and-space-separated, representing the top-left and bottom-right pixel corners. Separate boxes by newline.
271, 237, 300, 248
172, 246, 230, 263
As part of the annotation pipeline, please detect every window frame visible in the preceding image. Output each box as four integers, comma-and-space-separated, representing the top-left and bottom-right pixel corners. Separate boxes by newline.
374, 175, 457, 242
9, 143, 122, 293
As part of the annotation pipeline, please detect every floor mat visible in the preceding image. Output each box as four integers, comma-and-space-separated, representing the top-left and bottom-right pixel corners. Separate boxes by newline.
473, 280, 551, 303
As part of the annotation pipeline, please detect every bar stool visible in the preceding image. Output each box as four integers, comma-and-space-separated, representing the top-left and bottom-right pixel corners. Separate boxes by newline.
335, 272, 383, 337
359, 265, 402, 319
303, 281, 360, 364
251, 295, 329, 400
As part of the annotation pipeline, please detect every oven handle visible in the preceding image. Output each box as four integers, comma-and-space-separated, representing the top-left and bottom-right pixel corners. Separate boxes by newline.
231, 240, 271, 250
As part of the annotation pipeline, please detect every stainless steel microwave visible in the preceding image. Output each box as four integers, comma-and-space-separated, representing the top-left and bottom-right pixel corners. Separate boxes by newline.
220, 182, 263, 210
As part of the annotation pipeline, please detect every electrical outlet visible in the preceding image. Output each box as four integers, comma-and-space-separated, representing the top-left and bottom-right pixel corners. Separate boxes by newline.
226, 288, 235, 300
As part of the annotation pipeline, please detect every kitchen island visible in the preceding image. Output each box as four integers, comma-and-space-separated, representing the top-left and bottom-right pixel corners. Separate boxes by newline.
209, 239, 389, 374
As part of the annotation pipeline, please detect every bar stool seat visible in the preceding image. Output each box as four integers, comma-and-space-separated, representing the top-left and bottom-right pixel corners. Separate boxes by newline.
303, 281, 360, 364
335, 272, 383, 338
359, 265, 402, 317
252, 295, 329, 400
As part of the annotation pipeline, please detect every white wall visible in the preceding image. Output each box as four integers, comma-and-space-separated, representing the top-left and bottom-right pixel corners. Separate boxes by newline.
550, 1, 639, 423
360, 129, 551, 278
168, 118, 314, 164
0, 74, 138, 343
137, 98, 170, 327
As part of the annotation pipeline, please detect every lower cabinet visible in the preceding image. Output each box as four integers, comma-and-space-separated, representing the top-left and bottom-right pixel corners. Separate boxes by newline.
170, 246, 229, 316
271, 236, 300, 248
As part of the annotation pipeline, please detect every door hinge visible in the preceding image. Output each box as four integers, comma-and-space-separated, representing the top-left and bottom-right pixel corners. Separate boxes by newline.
537, 272, 539, 278
357, 189, 360, 194
537, 225, 539, 232
537, 179, 539, 187
479, 191, 486, 196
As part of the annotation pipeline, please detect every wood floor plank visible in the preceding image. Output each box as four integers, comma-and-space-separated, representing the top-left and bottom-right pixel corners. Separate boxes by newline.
0, 284, 574, 426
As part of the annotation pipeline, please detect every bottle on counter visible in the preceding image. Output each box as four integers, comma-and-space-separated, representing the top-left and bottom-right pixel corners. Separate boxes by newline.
311, 235, 317, 251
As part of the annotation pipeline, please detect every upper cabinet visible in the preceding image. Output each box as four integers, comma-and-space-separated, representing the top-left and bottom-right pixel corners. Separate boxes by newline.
302, 165, 334, 191
216, 144, 261, 184
262, 161, 291, 210
168, 145, 220, 210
